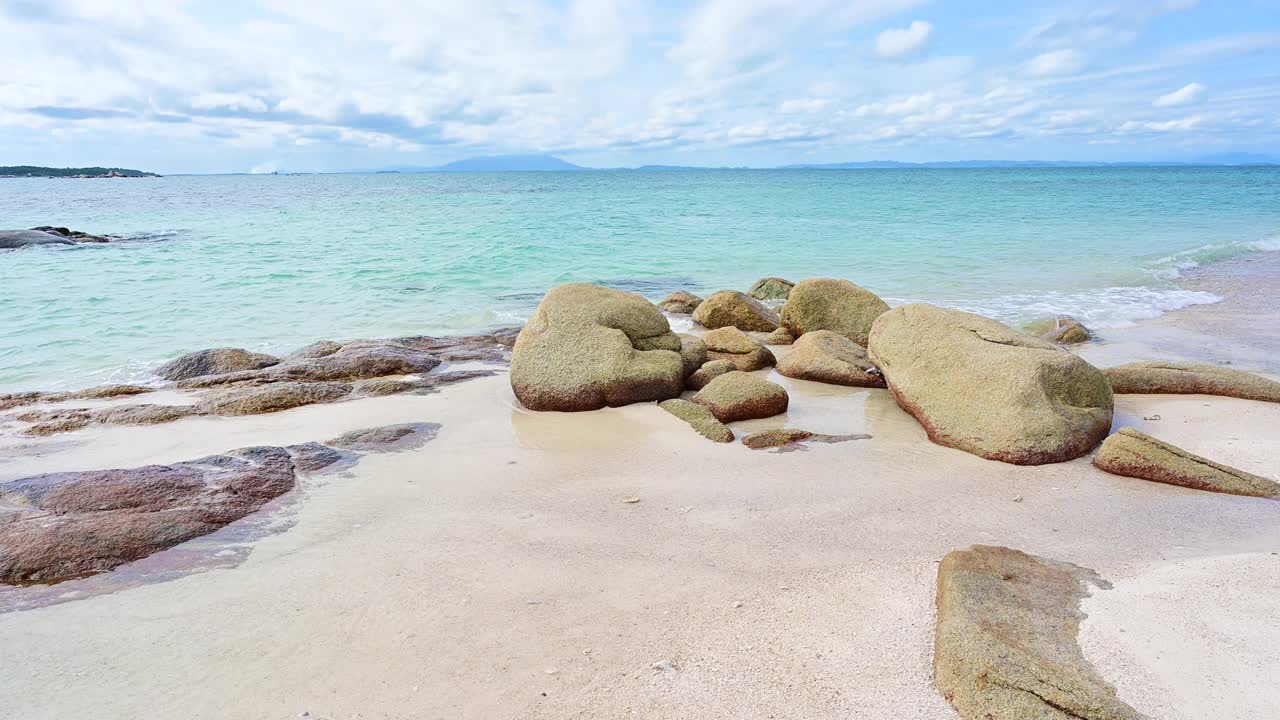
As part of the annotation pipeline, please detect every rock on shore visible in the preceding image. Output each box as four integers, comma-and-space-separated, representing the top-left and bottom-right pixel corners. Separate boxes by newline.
777, 330, 885, 387
157, 348, 281, 381
748, 277, 794, 301
692, 291, 780, 332
658, 291, 703, 314
511, 283, 684, 411
702, 327, 776, 371
691, 371, 789, 422
1105, 361, 1280, 403
935, 545, 1146, 720
779, 278, 889, 345
1093, 428, 1280, 497
658, 398, 734, 442
0, 446, 326, 585
869, 304, 1113, 465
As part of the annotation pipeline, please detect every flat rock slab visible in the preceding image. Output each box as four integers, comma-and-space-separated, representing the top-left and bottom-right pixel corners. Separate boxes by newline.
935, 545, 1146, 720
326, 422, 441, 452
0, 445, 342, 585
658, 399, 734, 443
1105, 361, 1280, 403
1093, 428, 1280, 497
740, 428, 871, 451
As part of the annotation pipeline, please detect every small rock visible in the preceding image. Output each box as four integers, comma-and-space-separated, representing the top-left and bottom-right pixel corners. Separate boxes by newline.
733, 600, 744, 608
1012, 495, 1023, 503
623, 496, 641, 504
652, 660, 675, 672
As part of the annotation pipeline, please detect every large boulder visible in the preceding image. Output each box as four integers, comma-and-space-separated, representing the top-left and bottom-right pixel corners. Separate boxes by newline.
0, 446, 303, 585
748, 277, 795, 301
935, 545, 1145, 720
658, 399, 734, 443
157, 347, 280, 381
678, 334, 708, 378
0, 229, 77, 249
780, 278, 889, 345
702, 327, 775, 371
868, 304, 1113, 465
658, 291, 703, 314
1105, 361, 1280, 403
510, 283, 685, 411
692, 291, 780, 332
691, 371, 789, 423
764, 327, 796, 345
777, 330, 885, 387
1093, 428, 1280, 498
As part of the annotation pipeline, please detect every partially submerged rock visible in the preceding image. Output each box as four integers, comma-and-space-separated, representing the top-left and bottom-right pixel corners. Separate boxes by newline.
197, 382, 352, 416
691, 371, 789, 423
1026, 316, 1092, 344
30, 226, 111, 243
157, 347, 280, 382
0, 446, 308, 585
327, 422, 441, 452
1105, 361, 1280, 403
740, 428, 871, 450
0, 229, 76, 249
658, 291, 703, 314
658, 398, 734, 443
702, 327, 776, 371
687, 359, 736, 391
748, 277, 794, 301
692, 290, 780, 332
777, 330, 885, 387
935, 545, 1146, 720
179, 343, 442, 387
1093, 428, 1280, 497
869, 304, 1113, 465
510, 283, 684, 411
779, 278, 889, 345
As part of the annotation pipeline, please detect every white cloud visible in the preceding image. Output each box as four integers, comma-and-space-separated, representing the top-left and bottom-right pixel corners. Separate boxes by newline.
1024, 49, 1085, 77
876, 20, 932, 59
1118, 116, 1203, 133
779, 98, 831, 114
1154, 82, 1207, 107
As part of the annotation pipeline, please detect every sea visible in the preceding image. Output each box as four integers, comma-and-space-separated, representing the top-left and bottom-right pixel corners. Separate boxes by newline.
2, 166, 1278, 392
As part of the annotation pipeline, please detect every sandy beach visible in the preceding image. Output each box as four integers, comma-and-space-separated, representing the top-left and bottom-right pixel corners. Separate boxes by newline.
1, 261, 1278, 719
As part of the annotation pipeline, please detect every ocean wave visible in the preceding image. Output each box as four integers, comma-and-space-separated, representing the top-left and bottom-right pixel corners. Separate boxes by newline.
1148, 231, 1280, 278
898, 286, 1223, 330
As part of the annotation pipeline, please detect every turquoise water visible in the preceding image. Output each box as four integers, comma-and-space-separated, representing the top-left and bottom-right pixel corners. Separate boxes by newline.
2, 167, 1278, 392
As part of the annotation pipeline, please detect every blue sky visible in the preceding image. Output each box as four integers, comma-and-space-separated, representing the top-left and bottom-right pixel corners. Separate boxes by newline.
1, 0, 1278, 173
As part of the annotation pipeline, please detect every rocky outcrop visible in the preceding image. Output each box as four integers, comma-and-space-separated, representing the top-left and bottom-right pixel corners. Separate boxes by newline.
197, 382, 352, 416
687, 359, 736, 391
702, 327, 776, 371
658, 399, 734, 443
157, 348, 280, 382
679, 334, 709, 378
351, 369, 497, 397
748, 277, 795, 301
285, 340, 344, 360
0, 445, 339, 585
691, 371, 789, 423
935, 545, 1146, 720
740, 428, 871, 450
869, 304, 1113, 465
1, 384, 151, 412
658, 291, 703, 314
779, 278, 889, 345
777, 330, 885, 387
1105, 361, 1280, 403
0, 227, 111, 249
510, 283, 684, 411
1093, 428, 1280, 497
692, 291, 780, 332
327, 422, 441, 452
19, 404, 198, 437
764, 327, 796, 345
178, 343, 442, 387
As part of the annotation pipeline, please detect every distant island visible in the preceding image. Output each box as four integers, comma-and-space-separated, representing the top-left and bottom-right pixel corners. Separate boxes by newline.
366, 152, 1278, 174
0, 166, 159, 178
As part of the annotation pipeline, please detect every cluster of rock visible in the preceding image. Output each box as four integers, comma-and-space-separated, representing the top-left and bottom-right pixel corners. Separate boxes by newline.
3, 330, 517, 436
0, 226, 113, 248
0, 423, 439, 585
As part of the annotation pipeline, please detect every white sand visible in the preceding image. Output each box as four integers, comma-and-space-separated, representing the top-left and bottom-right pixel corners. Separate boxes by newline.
1, 358, 1279, 718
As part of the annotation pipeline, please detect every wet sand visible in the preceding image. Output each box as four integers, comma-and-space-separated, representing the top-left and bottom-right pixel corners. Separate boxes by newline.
1, 266, 1279, 719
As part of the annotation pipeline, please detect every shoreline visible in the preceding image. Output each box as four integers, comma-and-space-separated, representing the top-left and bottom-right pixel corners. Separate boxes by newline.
0, 265, 1278, 717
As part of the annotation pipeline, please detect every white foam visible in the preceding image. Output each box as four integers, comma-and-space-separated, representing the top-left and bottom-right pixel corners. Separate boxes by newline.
891, 286, 1223, 330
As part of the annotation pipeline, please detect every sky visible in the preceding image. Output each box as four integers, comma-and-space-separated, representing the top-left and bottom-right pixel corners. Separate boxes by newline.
1, 0, 1278, 173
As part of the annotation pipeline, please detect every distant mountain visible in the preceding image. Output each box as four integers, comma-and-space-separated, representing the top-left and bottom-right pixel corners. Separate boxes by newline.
0, 165, 159, 178
780, 157, 1278, 169
1192, 152, 1279, 166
